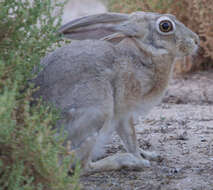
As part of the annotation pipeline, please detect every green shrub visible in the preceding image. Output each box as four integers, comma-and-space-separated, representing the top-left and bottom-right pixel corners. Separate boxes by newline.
0, 0, 80, 189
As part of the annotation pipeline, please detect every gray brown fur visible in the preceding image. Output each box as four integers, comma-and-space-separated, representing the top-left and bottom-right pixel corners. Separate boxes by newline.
33, 12, 199, 173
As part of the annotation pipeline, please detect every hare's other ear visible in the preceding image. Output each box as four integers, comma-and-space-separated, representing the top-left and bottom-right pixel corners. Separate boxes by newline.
58, 13, 129, 40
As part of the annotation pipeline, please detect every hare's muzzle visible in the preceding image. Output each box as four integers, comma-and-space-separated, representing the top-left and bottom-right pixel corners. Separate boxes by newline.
192, 33, 200, 55
178, 32, 200, 56
189, 31, 200, 52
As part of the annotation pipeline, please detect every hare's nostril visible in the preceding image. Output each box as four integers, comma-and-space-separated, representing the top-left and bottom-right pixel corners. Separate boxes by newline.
194, 36, 200, 46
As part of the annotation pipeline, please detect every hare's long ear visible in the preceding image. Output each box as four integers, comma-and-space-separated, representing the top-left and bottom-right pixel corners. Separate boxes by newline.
58, 13, 130, 40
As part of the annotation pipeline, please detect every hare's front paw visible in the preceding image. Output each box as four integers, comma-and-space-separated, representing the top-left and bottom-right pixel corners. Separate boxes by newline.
140, 149, 163, 162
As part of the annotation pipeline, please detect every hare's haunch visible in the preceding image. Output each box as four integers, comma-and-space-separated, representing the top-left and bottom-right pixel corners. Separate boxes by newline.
33, 12, 199, 173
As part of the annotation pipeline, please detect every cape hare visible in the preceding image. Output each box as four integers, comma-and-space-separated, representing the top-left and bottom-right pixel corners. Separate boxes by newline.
33, 12, 199, 173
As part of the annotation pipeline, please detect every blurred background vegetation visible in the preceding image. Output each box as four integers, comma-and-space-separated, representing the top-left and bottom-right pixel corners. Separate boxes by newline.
108, 0, 213, 73
0, 0, 80, 189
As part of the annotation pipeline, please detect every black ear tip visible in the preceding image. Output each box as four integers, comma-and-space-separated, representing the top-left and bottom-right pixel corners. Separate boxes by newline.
58, 19, 78, 34
57, 27, 64, 34
58, 25, 68, 34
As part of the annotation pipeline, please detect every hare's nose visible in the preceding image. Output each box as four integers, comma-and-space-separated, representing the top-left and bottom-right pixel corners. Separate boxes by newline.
193, 34, 200, 46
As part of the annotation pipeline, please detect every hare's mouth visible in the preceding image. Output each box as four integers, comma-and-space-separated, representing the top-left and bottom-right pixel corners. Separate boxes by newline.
177, 39, 199, 57
192, 44, 199, 56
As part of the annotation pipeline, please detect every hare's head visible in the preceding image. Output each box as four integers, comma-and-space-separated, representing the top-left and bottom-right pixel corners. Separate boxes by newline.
128, 12, 199, 57
59, 11, 199, 58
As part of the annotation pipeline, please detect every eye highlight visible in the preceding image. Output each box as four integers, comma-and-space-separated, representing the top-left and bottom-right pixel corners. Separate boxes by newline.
159, 20, 173, 33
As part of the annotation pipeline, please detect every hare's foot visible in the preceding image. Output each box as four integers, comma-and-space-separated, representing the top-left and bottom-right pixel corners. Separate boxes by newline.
84, 153, 150, 174
116, 117, 162, 163
140, 149, 162, 162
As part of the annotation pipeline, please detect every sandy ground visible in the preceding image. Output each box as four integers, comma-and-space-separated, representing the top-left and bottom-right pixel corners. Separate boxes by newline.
80, 71, 213, 190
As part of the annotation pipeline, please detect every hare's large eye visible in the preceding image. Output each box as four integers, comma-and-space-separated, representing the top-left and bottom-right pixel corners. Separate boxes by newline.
156, 16, 175, 35
159, 20, 173, 33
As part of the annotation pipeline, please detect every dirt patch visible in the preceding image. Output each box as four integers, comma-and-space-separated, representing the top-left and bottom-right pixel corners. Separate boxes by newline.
164, 71, 213, 105
80, 71, 213, 190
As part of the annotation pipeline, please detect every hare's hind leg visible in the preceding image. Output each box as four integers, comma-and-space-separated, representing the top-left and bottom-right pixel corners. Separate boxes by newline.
65, 107, 106, 169
85, 117, 150, 173
88, 152, 148, 173
116, 116, 162, 163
